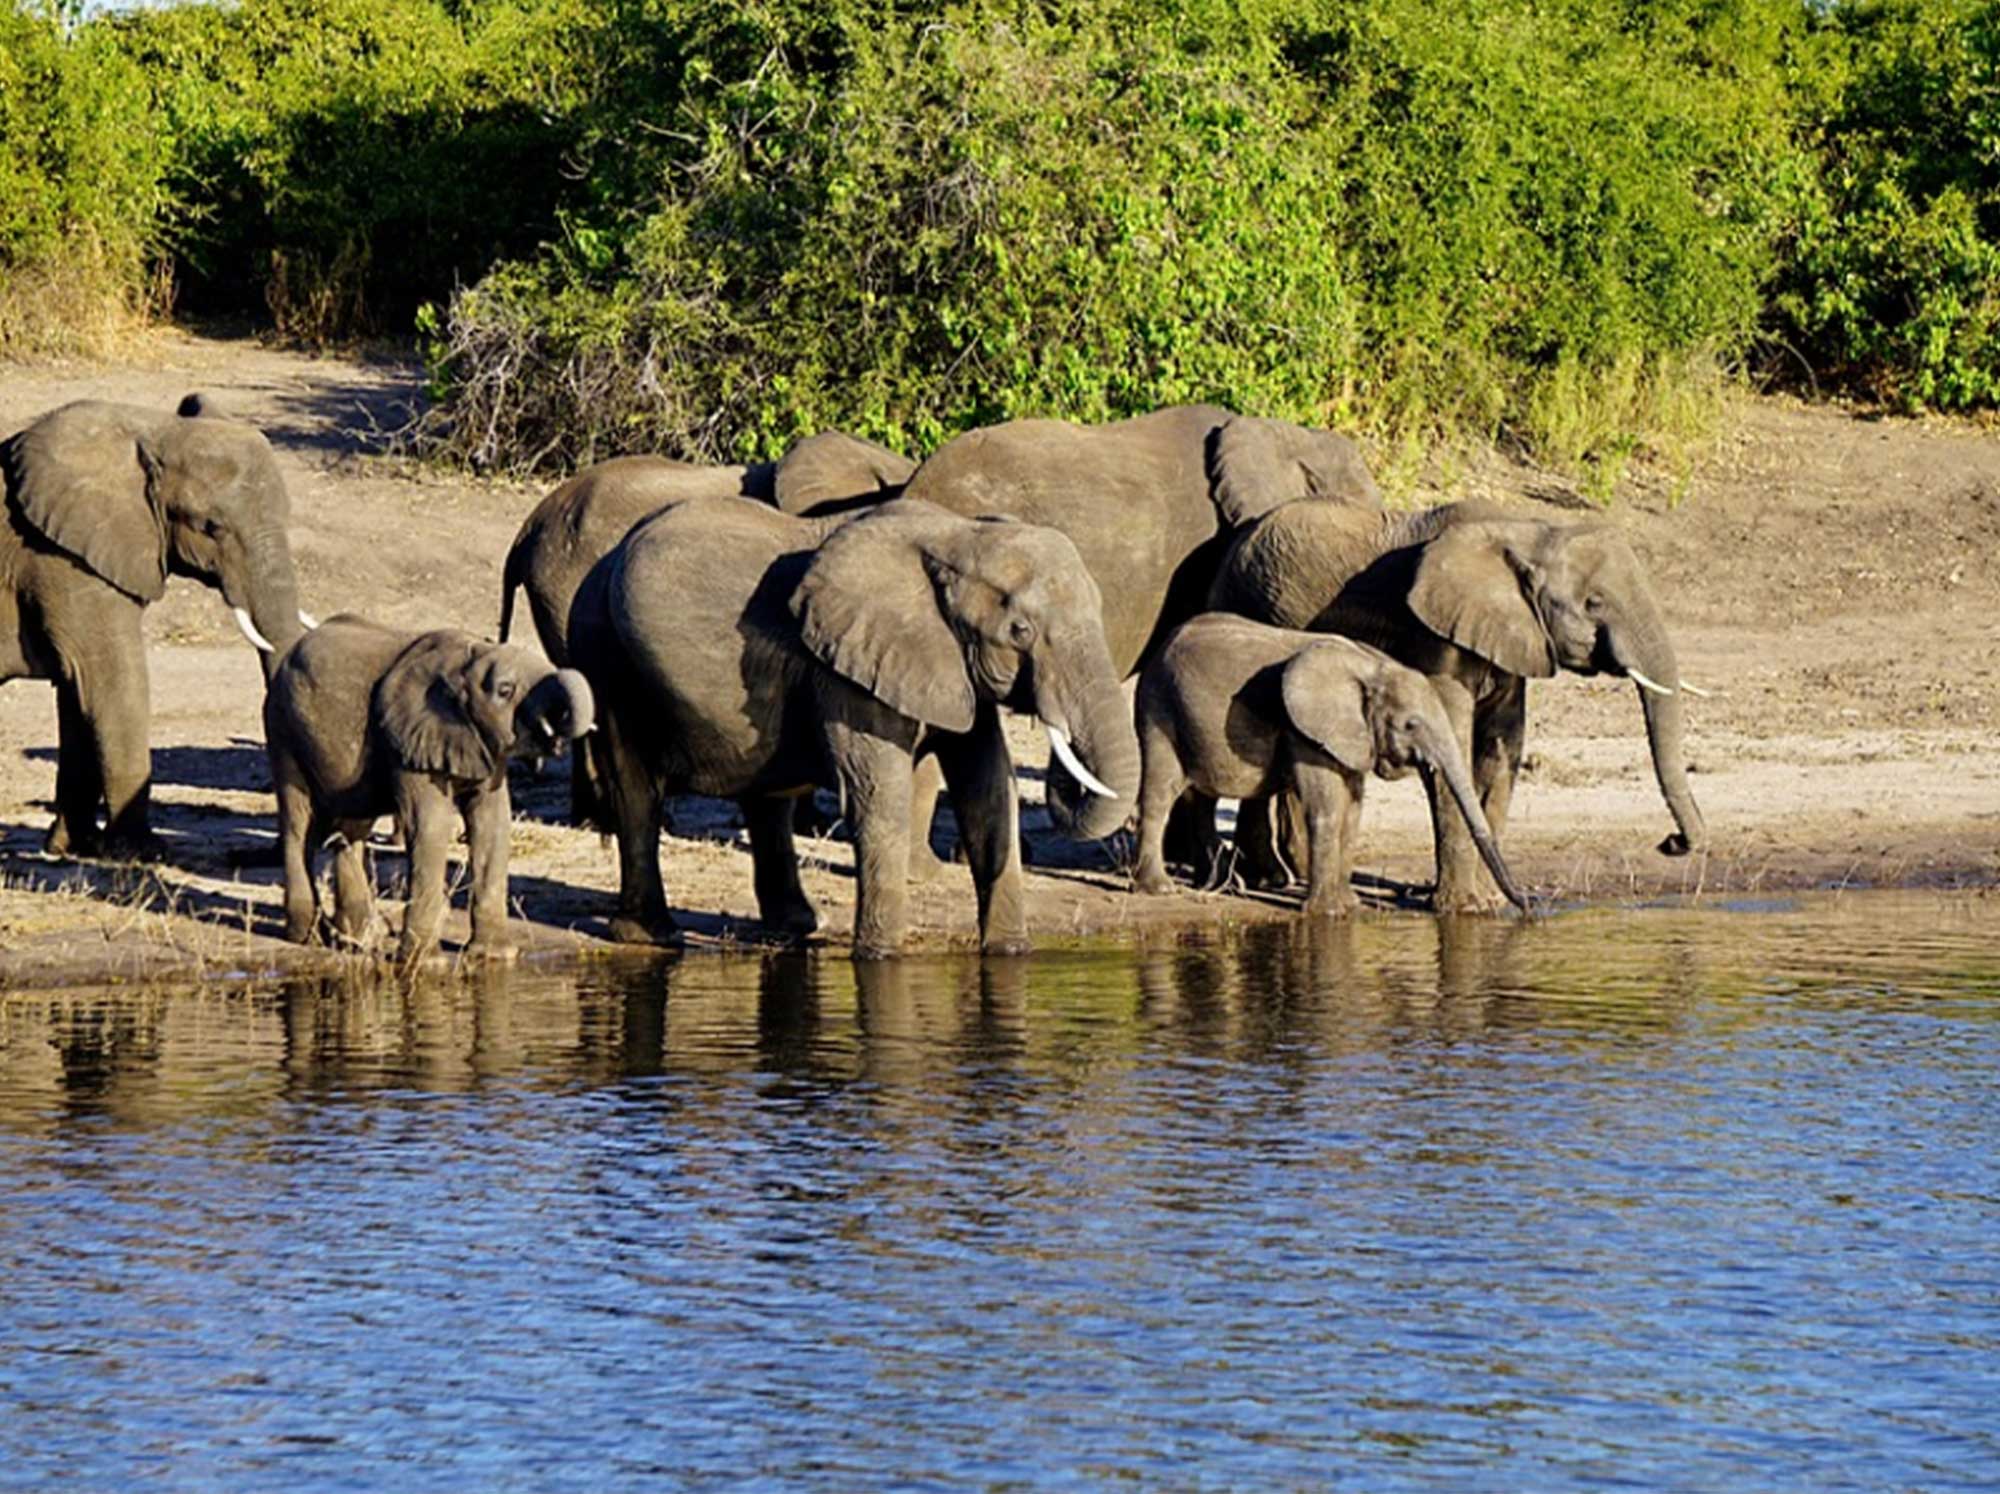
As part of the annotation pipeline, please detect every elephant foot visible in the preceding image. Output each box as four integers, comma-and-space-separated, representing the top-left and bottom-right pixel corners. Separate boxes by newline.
981, 931, 1032, 958
609, 911, 685, 948
851, 941, 904, 962
44, 819, 102, 860
1430, 883, 1510, 915
1133, 865, 1175, 896
760, 900, 820, 940
465, 938, 521, 964
1302, 889, 1359, 920
101, 830, 168, 864
283, 914, 322, 947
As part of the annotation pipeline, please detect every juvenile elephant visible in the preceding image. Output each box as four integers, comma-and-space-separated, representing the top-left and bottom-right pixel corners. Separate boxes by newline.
1133, 614, 1527, 916
1210, 500, 1707, 909
264, 616, 594, 961
569, 495, 1139, 957
0, 396, 308, 856
894, 403, 1381, 850
498, 431, 914, 827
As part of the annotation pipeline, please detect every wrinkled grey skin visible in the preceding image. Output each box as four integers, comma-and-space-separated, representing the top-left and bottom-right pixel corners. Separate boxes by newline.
0, 396, 306, 857
1132, 614, 1527, 916
896, 403, 1380, 844
265, 616, 594, 962
1210, 500, 1707, 910
498, 431, 915, 828
568, 496, 1139, 958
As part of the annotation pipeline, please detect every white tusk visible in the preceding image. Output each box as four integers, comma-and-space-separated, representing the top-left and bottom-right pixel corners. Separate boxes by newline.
1678, 680, 1711, 698
298, 610, 320, 630
1044, 721, 1117, 801
1627, 668, 1674, 697
582, 722, 598, 734
232, 606, 276, 653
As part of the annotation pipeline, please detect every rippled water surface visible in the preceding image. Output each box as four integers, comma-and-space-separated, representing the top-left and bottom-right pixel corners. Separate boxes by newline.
3, 891, 1998, 1491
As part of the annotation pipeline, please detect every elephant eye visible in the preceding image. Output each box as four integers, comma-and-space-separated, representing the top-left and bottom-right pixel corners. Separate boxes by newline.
1585, 593, 1604, 612
495, 680, 517, 702
1009, 618, 1037, 647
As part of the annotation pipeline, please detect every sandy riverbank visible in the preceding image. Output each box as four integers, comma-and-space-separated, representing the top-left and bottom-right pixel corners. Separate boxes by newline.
2, 330, 1996, 988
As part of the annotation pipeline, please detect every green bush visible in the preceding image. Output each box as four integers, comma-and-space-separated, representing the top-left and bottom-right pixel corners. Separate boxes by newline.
0, 3, 174, 354
1769, 0, 2000, 410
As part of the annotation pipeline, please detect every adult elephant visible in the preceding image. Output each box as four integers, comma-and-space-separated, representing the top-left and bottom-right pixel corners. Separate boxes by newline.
895, 404, 1381, 841
568, 495, 1139, 957
498, 431, 914, 829
0, 396, 307, 856
1209, 499, 1707, 909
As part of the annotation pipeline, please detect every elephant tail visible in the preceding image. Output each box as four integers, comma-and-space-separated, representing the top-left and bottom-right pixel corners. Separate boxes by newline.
498, 541, 524, 643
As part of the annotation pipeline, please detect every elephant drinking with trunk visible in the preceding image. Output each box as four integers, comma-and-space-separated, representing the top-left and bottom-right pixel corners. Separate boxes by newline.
1210, 500, 1707, 910
1134, 615, 1528, 916
568, 496, 1139, 957
0, 397, 308, 856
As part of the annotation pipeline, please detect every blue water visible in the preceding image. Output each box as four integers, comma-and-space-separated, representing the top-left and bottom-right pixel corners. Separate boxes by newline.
2, 892, 1997, 1490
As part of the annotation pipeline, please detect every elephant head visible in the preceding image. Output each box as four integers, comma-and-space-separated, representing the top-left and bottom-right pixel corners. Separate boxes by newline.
3, 397, 306, 677
1208, 414, 1382, 526
377, 633, 595, 782
790, 499, 1141, 837
1407, 516, 1706, 855
770, 430, 917, 517
1281, 640, 1529, 910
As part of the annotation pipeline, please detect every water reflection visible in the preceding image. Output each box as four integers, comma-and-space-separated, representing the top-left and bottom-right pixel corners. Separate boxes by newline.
1, 892, 1996, 1491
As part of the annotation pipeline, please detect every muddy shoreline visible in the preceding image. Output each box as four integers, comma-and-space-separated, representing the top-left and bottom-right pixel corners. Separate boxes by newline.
3, 331, 1998, 991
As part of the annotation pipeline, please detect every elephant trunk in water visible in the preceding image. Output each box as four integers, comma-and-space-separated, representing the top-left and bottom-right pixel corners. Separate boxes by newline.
1422, 724, 1530, 912
1613, 607, 1708, 857
229, 527, 308, 682
1036, 627, 1142, 841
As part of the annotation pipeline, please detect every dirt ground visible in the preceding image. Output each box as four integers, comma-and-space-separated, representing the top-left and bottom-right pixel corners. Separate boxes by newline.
2, 328, 1996, 986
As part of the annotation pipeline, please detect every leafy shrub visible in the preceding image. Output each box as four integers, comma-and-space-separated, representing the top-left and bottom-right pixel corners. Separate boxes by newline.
0, 2, 174, 355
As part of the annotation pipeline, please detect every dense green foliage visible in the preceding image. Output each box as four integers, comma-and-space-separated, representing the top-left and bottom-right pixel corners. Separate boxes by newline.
2, 0, 1997, 467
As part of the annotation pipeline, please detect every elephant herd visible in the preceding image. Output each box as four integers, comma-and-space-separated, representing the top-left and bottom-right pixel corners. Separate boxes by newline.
0, 394, 1708, 962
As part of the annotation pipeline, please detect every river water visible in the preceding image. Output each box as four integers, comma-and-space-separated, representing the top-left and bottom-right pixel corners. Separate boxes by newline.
2, 891, 1996, 1491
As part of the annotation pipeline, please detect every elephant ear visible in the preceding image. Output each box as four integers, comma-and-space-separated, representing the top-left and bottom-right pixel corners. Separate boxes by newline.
772, 431, 917, 515
3, 402, 168, 603
1407, 521, 1557, 679
790, 502, 977, 732
1281, 642, 1376, 772
1209, 415, 1382, 527
376, 633, 502, 782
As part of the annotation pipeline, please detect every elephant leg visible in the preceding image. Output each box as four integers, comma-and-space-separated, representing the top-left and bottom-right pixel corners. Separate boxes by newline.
1190, 793, 1231, 890
330, 817, 375, 946
1425, 675, 1502, 913
1132, 720, 1185, 896
1231, 792, 1300, 891
1474, 675, 1527, 840
601, 712, 680, 947
935, 703, 1028, 955
570, 733, 609, 832
826, 721, 916, 959
907, 752, 951, 882
744, 794, 818, 937
86, 613, 158, 860
47, 678, 106, 858
462, 784, 518, 960
275, 770, 319, 944
1299, 768, 1361, 919
394, 778, 457, 963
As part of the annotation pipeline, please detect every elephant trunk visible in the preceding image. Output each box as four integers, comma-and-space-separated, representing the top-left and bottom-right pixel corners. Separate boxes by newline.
231, 528, 307, 682
1424, 726, 1530, 912
1036, 632, 1141, 841
520, 668, 596, 750
1614, 613, 1707, 857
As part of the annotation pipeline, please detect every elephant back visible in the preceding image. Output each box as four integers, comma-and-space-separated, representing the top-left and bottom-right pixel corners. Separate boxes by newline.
769, 430, 915, 517
265, 614, 414, 800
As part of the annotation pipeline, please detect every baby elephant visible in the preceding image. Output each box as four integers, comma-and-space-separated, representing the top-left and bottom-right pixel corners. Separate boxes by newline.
265, 616, 595, 961
1134, 613, 1527, 915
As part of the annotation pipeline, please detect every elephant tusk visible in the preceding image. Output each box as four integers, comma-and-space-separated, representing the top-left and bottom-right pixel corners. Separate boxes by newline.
232, 606, 277, 653
298, 610, 320, 630
1044, 722, 1117, 801
1627, 668, 1674, 697
1678, 679, 1712, 698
